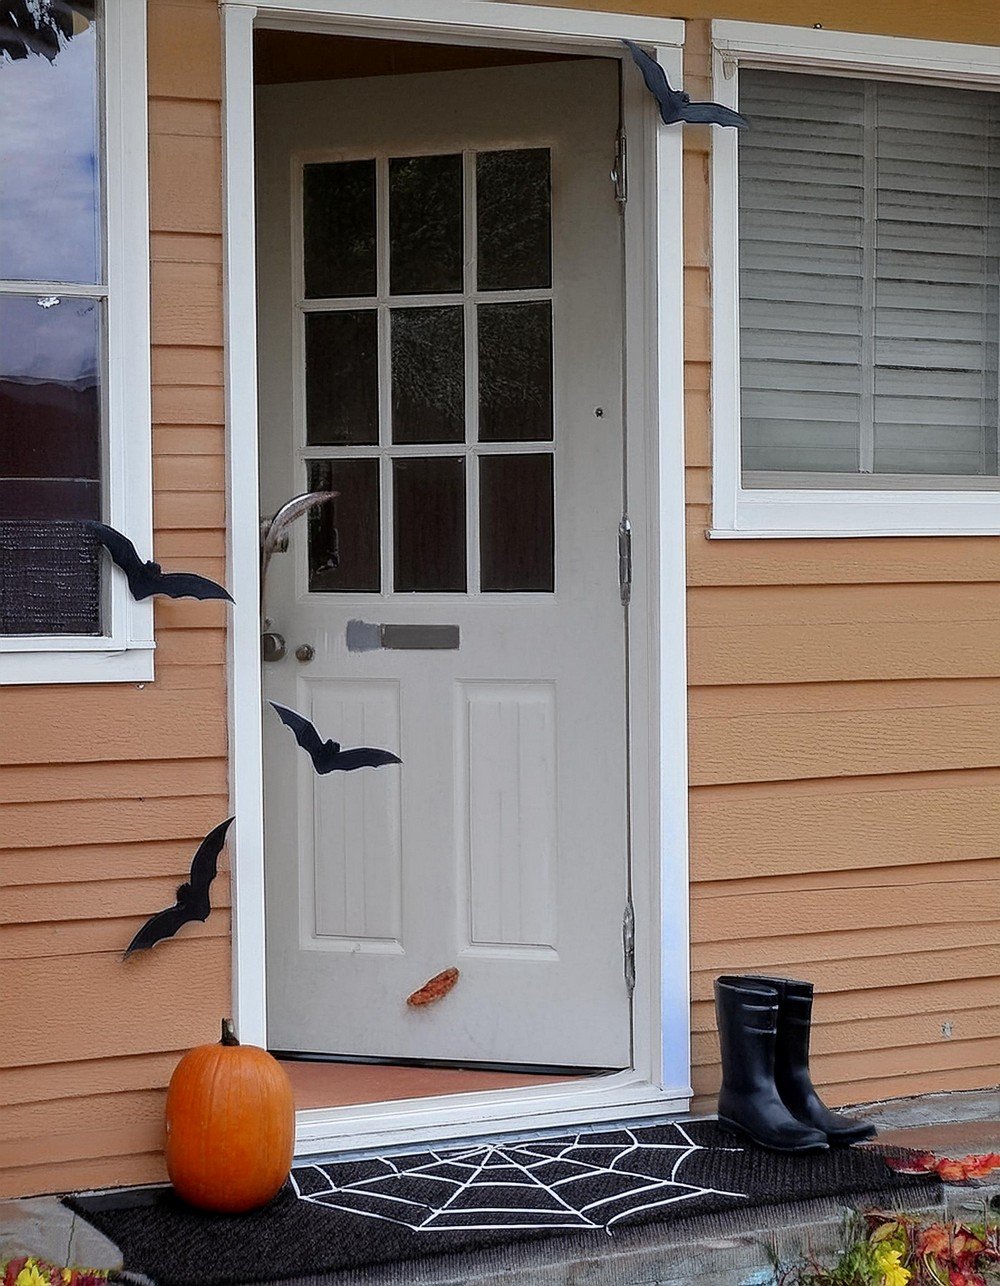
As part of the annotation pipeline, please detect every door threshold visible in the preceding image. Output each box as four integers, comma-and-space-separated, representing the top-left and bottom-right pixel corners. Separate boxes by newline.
281, 1055, 587, 1111
274, 1049, 611, 1077
293, 1070, 692, 1158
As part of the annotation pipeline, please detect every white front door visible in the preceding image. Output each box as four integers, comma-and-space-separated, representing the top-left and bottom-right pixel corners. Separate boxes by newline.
257, 58, 630, 1069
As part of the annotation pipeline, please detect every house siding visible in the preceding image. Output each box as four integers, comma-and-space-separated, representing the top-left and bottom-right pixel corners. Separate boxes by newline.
0, 0, 229, 1199
2, 0, 998, 1199
679, 14, 1000, 1108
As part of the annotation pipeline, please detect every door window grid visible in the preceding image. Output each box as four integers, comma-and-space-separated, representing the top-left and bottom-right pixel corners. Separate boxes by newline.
295, 147, 555, 595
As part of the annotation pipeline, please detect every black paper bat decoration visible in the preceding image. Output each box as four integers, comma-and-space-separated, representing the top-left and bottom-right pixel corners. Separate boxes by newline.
86, 521, 234, 602
124, 817, 234, 958
270, 702, 402, 774
625, 40, 748, 128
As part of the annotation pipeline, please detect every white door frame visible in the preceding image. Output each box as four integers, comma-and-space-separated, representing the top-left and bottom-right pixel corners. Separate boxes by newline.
222, 0, 691, 1157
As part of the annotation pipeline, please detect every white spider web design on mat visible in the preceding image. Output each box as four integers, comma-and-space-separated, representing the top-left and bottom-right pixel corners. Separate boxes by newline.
290, 1124, 747, 1233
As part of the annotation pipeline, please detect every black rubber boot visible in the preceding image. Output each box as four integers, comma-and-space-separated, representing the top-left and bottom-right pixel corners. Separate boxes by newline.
752, 976, 877, 1146
714, 976, 829, 1153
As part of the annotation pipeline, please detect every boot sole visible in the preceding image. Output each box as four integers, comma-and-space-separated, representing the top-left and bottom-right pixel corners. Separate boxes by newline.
827, 1132, 878, 1147
716, 1115, 829, 1154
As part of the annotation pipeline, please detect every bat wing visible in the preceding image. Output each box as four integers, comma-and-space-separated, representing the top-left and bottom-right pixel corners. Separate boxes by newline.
124, 902, 194, 957
86, 521, 152, 598
156, 570, 234, 603
123, 818, 233, 958
270, 701, 336, 772
625, 40, 748, 130
187, 816, 234, 904
624, 39, 675, 107
334, 747, 403, 772
680, 100, 749, 128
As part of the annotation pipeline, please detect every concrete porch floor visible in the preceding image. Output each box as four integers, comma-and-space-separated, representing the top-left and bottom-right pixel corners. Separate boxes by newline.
2, 1089, 997, 1285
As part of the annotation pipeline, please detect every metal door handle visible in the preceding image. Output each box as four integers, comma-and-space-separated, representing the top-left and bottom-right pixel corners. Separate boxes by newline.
262, 630, 286, 662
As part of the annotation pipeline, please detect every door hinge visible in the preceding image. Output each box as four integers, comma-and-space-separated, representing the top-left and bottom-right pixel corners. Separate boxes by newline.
611, 125, 627, 206
618, 515, 632, 606
622, 896, 636, 998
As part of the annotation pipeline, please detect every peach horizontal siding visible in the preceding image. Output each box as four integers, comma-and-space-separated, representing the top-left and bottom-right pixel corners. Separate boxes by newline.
0, 0, 228, 1199
5, 0, 999, 1200
678, 15, 1000, 1110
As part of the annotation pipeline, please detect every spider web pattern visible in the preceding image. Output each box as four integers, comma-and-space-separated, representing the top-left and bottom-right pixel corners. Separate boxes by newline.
290, 1124, 747, 1233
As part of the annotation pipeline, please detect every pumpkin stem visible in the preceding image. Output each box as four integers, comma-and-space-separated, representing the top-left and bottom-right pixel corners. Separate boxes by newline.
220, 1017, 240, 1046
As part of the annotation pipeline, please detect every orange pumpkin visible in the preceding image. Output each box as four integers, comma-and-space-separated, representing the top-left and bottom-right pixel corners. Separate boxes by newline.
165, 1019, 295, 1213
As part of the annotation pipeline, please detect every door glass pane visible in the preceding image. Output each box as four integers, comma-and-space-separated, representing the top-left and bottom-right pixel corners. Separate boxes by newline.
480, 454, 554, 592
478, 301, 553, 442
0, 293, 102, 518
307, 458, 380, 592
477, 149, 551, 291
303, 160, 377, 300
389, 154, 463, 295
391, 306, 465, 444
0, 9, 102, 284
393, 457, 466, 592
305, 310, 378, 445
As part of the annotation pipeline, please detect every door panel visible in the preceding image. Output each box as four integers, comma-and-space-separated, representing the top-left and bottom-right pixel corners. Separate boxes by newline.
257, 59, 629, 1067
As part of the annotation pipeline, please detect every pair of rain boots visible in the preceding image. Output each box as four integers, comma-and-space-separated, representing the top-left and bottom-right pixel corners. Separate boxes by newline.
714, 975, 877, 1154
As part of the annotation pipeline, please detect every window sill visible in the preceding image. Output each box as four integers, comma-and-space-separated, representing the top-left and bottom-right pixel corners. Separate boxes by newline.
710, 489, 1000, 539
0, 641, 155, 686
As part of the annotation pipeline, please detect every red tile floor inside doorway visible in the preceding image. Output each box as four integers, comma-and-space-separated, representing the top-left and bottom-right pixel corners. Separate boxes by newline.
281, 1059, 580, 1110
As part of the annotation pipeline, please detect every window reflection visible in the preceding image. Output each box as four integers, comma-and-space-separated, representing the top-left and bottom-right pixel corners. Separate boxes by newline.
0, 294, 102, 518
477, 149, 551, 291
478, 301, 553, 442
0, 9, 102, 285
391, 307, 465, 443
389, 154, 463, 295
303, 160, 377, 300
393, 457, 466, 592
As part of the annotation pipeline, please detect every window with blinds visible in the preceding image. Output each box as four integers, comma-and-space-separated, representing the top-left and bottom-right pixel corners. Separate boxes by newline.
738, 69, 1000, 487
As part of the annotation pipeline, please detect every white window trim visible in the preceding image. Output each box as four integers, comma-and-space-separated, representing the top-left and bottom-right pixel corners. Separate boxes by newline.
1, 0, 154, 681
709, 20, 1000, 539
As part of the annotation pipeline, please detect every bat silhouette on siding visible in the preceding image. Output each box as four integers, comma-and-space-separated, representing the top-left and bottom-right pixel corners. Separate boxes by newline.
624, 40, 749, 128
86, 521, 234, 602
270, 702, 402, 774
124, 817, 235, 958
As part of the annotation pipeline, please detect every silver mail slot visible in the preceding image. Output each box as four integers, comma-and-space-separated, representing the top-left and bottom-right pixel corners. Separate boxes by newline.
381, 624, 460, 650
347, 619, 460, 652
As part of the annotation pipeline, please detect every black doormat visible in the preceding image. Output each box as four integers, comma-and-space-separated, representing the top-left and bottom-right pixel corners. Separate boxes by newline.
66, 1120, 940, 1286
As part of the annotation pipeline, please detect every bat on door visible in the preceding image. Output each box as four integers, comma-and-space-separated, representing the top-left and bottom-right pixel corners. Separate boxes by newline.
86, 521, 234, 602
624, 41, 748, 128
270, 702, 402, 774
124, 817, 235, 958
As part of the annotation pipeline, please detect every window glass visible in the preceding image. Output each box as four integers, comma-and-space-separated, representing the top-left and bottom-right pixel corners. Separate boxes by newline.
389, 154, 463, 295
477, 149, 552, 291
1, 3, 107, 639
480, 454, 554, 592
393, 457, 466, 592
0, 294, 102, 518
0, 9, 102, 285
307, 458, 381, 593
739, 70, 1000, 485
391, 306, 465, 444
305, 310, 379, 446
478, 301, 553, 442
302, 148, 559, 598
303, 160, 377, 300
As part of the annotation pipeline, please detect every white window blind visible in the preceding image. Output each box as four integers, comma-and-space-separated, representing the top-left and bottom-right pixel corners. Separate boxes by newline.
739, 69, 1000, 485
